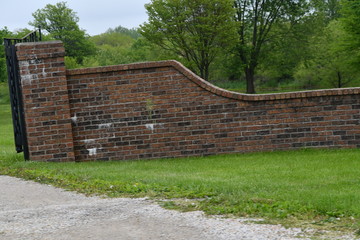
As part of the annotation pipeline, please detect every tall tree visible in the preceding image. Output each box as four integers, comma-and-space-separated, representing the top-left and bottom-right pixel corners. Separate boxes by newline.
29, 2, 95, 63
140, 0, 237, 80
234, 0, 308, 93
256, 7, 327, 88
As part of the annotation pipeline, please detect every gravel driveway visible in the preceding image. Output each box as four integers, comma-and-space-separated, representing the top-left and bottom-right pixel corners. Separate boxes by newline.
0, 175, 356, 240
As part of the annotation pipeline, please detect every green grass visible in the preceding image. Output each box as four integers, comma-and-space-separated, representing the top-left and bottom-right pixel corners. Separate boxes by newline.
1, 103, 360, 235
0, 103, 15, 151
0, 83, 10, 104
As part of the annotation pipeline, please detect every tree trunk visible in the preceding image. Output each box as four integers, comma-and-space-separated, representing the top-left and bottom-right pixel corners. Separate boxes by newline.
199, 68, 205, 80
337, 71, 342, 88
204, 63, 210, 81
245, 66, 256, 94
198, 62, 210, 81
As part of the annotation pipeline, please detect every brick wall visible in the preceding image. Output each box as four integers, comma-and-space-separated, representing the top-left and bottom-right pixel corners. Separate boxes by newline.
16, 41, 75, 162
17, 41, 360, 162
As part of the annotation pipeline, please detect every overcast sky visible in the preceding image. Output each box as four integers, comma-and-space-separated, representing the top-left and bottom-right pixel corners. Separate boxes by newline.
1, 0, 151, 36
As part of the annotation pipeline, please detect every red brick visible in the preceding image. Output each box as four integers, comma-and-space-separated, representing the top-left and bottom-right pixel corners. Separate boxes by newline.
16, 41, 360, 162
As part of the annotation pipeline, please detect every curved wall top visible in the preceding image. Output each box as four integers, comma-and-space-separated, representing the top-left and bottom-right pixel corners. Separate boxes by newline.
67, 60, 360, 102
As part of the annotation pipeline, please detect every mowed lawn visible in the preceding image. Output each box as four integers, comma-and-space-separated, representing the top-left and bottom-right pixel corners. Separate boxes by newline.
0, 104, 15, 151
1, 103, 360, 232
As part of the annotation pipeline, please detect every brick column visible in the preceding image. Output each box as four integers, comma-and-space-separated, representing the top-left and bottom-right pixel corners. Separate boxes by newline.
16, 41, 75, 162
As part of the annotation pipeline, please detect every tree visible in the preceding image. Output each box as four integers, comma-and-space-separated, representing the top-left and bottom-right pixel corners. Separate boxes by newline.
294, 20, 358, 89
129, 37, 180, 63
29, 2, 95, 63
140, 0, 237, 80
67, 25, 176, 70
340, 0, 360, 66
256, 6, 328, 89
311, 0, 341, 22
1, 28, 41, 82
234, 0, 308, 93
91, 32, 135, 49
106, 26, 142, 39
255, 22, 309, 88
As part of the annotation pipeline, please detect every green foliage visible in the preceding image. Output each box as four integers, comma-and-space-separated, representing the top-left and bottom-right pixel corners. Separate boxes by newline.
257, 12, 322, 88
0, 28, 42, 84
294, 20, 359, 88
340, 0, 360, 66
96, 44, 134, 66
11, 28, 33, 38
29, 1, 96, 63
0, 27, 12, 83
64, 57, 82, 69
234, 0, 309, 93
129, 37, 168, 62
140, 0, 237, 80
129, 37, 181, 63
71, 27, 180, 69
210, 79, 246, 92
92, 32, 135, 48
106, 26, 142, 39
0, 104, 14, 149
0, 83, 10, 104
0, 57, 6, 83
52, 1, 360, 91
88, 32, 137, 66
311, 0, 341, 22
0, 54, 7, 83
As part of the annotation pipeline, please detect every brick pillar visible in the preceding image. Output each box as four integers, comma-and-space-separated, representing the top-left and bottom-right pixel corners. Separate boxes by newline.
16, 41, 75, 162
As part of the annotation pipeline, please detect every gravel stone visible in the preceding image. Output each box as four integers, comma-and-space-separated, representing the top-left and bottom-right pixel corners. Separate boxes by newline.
0, 175, 357, 239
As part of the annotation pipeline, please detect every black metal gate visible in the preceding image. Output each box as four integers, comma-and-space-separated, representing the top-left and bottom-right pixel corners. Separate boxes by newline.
3, 29, 42, 160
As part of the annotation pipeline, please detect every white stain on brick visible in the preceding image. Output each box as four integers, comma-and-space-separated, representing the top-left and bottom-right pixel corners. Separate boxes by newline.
19, 61, 29, 68
99, 123, 113, 129
42, 67, 47, 77
19, 60, 40, 85
29, 58, 42, 64
21, 74, 37, 85
83, 139, 96, 144
71, 114, 77, 124
145, 123, 164, 132
145, 124, 155, 131
88, 148, 97, 156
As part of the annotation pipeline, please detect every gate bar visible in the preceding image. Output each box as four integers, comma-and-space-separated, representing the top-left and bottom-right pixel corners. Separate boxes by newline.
3, 28, 42, 160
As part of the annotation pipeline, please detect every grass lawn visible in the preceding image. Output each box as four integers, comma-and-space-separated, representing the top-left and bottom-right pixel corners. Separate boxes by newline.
0, 103, 15, 152
0, 83, 10, 104
0, 103, 360, 235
